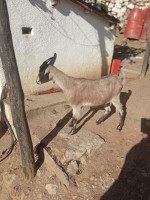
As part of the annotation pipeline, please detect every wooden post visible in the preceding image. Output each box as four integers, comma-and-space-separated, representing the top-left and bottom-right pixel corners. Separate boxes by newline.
140, 9, 150, 78
0, 0, 36, 179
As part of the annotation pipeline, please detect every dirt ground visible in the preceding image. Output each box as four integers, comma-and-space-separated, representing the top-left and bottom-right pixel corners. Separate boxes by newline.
0, 31, 150, 200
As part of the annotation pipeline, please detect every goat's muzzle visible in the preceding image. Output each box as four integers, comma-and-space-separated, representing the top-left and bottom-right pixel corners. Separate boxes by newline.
36, 75, 41, 84
36, 72, 50, 84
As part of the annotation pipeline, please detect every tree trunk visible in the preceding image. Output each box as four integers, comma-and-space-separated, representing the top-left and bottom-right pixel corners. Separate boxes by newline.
140, 9, 150, 78
0, 0, 36, 179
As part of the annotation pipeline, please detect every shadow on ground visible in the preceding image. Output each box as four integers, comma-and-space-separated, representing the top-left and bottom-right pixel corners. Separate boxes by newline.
35, 90, 132, 170
0, 121, 8, 139
113, 45, 145, 64
101, 117, 150, 200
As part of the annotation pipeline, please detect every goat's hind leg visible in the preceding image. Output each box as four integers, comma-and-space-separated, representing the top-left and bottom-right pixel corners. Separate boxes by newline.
96, 103, 111, 125
69, 106, 81, 135
111, 95, 124, 131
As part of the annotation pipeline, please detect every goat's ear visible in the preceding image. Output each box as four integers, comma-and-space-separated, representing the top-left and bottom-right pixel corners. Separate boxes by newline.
39, 53, 57, 73
49, 53, 57, 65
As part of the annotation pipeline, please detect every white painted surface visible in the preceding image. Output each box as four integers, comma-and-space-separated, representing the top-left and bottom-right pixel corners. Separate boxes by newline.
0, 59, 6, 98
6, 0, 115, 94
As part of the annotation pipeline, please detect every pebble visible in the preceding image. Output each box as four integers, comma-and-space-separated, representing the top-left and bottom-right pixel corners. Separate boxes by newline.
115, 3, 122, 9
108, 3, 114, 8
3, 172, 16, 186
127, 3, 135, 9
80, 155, 88, 165
121, 6, 127, 14
46, 184, 58, 195
112, 7, 120, 13
90, 176, 95, 181
72, 196, 78, 199
37, 169, 41, 177
67, 160, 79, 175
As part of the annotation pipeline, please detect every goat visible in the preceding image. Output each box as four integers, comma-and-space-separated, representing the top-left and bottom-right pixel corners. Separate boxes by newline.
36, 55, 125, 135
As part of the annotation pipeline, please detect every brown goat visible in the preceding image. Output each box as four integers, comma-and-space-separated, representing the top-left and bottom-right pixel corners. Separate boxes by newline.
37, 56, 125, 135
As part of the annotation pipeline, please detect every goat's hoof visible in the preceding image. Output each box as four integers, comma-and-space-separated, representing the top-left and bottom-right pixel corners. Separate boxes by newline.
117, 125, 122, 131
96, 120, 101, 125
68, 123, 73, 127
69, 129, 75, 135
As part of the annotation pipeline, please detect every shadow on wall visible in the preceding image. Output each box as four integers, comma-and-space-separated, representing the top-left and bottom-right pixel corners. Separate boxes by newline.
101, 118, 150, 200
28, 0, 52, 13
28, 0, 115, 76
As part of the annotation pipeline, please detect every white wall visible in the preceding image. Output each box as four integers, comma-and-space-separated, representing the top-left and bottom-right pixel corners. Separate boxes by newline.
6, 0, 115, 94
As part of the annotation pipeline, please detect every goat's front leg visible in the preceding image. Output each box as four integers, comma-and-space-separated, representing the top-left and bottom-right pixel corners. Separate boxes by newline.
96, 104, 111, 125
69, 106, 81, 135
69, 118, 74, 127
69, 117, 78, 135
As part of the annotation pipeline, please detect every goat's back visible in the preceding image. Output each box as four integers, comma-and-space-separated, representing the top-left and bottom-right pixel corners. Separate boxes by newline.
65, 75, 123, 106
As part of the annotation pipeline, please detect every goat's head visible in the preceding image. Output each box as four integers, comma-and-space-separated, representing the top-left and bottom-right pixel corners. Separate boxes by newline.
36, 53, 57, 84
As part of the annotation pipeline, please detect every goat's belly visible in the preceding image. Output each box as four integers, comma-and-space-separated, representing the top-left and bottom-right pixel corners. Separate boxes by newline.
83, 98, 110, 107
82, 100, 106, 107
82, 102, 93, 107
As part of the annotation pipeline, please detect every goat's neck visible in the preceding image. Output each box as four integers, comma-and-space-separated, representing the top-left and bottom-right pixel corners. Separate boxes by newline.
50, 66, 71, 91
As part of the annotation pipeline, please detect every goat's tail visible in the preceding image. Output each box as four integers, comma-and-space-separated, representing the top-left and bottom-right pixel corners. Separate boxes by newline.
118, 67, 126, 85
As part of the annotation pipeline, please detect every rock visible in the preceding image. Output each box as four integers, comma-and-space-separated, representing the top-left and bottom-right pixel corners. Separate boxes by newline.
111, 11, 117, 15
108, 3, 114, 8
121, 6, 127, 14
0, 174, 3, 182
112, 7, 120, 14
115, 3, 122, 9
0, 185, 2, 194
80, 155, 88, 165
117, 13, 123, 18
145, 3, 150, 6
3, 172, 16, 186
90, 176, 95, 181
44, 148, 69, 189
64, 129, 105, 162
123, 2, 128, 5
127, 3, 134, 9
99, 173, 115, 191
65, 147, 86, 162
72, 196, 78, 199
119, 23, 124, 28
11, 186, 22, 199
36, 169, 41, 177
33, 136, 69, 188
46, 184, 58, 195
67, 160, 79, 175
21, 191, 25, 200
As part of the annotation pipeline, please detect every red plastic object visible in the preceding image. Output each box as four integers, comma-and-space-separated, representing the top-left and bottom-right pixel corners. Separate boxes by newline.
110, 59, 121, 75
47, 88, 53, 93
124, 8, 146, 39
141, 8, 150, 39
